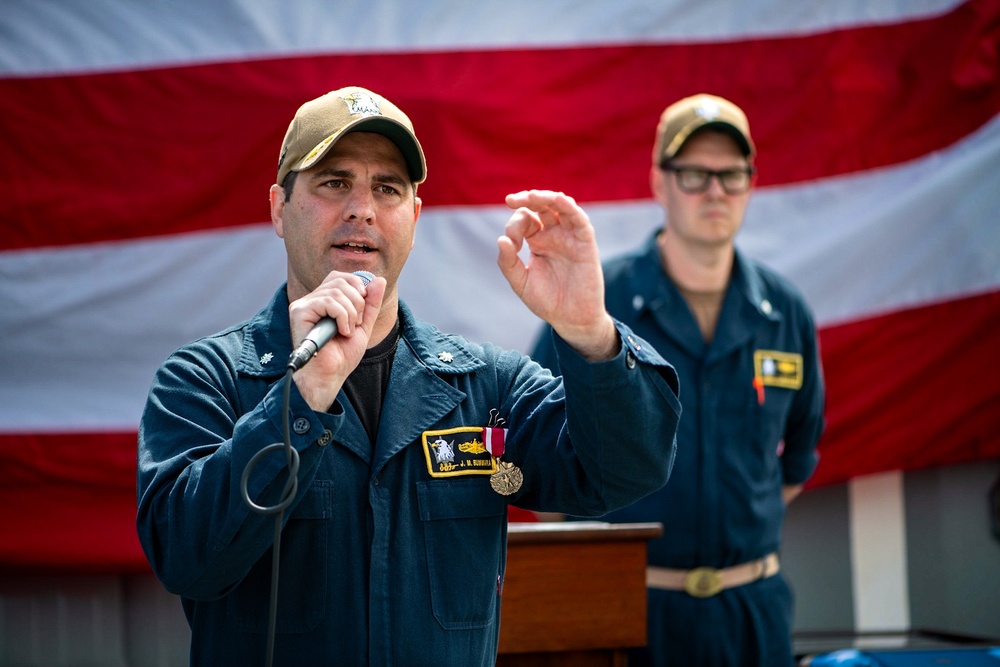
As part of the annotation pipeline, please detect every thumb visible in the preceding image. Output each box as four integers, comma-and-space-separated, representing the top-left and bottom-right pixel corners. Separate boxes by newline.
360, 277, 387, 337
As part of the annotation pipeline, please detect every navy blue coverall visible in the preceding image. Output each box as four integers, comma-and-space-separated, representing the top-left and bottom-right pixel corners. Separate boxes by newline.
533, 232, 825, 667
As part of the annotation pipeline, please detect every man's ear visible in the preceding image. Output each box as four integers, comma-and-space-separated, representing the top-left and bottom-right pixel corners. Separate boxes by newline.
411, 196, 422, 250
650, 165, 669, 207
269, 184, 285, 238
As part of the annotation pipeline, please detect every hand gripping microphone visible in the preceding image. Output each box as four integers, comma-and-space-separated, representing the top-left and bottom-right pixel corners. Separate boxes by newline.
287, 271, 376, 371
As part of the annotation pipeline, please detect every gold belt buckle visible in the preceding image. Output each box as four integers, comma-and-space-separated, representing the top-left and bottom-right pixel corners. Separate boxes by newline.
684, 566, 723, 598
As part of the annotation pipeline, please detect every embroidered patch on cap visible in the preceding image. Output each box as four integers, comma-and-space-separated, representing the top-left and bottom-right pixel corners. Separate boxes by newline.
421, 426, 498, 479
694, 97, 722, 120
343, 91, 381, 116
753, 350, 804, 389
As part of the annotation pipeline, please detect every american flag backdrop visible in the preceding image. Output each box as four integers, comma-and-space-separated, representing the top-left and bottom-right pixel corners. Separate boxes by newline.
1, 0, 998, 571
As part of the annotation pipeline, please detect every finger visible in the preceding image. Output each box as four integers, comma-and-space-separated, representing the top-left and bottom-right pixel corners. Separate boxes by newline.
288, 293, 353, 347
496, 236, 527, 296
503, 206, 542, 246
530, 191, 584, 229
321, 291, 362, 338
331, 279, 369, 334
505, 190, 530, 209
346, 272, 375, 328
306, 274, 369, 334
505, 189, 562, 214
506, 189, 576, 214
506, 191, 589, 238
349, 271, 373, 293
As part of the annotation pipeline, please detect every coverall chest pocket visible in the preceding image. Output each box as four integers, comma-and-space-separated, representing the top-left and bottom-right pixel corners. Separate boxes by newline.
228, 480, 332, 634
417, 479, 506, 630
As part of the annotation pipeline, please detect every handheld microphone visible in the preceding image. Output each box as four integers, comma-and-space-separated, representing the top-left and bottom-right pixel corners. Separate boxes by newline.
287, 271, 376, 371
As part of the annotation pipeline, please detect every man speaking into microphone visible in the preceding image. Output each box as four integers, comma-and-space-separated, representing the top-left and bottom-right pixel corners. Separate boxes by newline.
135, 86, 681, 666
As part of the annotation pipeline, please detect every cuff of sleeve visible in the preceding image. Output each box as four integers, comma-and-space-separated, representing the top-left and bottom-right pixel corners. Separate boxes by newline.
261, 377, 343, 451
553, 320, 679, 395
782, 448, 819, 485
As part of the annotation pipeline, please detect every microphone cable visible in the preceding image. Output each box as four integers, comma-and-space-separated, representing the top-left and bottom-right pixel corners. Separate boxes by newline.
240, 366, 299, 667
238, 272, 372, 665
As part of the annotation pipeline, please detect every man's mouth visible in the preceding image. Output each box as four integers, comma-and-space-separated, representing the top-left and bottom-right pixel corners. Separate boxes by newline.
335, 242, 375, 253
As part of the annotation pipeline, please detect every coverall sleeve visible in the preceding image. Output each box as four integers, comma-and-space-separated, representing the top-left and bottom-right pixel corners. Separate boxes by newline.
136, 344, 338, 599
506, 320, 681, 517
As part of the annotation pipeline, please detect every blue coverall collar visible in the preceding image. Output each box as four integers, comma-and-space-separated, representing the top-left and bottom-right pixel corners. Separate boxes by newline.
633, 231, 782, 360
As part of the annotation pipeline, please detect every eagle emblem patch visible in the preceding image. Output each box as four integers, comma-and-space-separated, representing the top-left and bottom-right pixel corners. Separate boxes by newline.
421, 427, 497, 479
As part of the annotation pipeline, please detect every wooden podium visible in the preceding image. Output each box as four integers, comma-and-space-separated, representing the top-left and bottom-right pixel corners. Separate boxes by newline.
496, 521, 662, 667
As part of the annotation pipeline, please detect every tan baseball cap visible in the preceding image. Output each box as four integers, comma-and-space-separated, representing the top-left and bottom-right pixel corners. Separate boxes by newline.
653, 94, 755, 165
276, 86, 427, 186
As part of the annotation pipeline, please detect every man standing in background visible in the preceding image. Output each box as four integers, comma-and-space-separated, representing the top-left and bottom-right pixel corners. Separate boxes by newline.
532, 94, 825, 666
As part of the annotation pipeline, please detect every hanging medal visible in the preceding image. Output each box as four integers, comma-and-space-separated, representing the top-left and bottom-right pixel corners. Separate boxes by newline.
485, 410, 522, 495
490, 460, 523, 496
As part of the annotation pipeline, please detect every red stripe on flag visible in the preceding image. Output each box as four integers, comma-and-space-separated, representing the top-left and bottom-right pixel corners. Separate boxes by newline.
0, 0, 997, 250
810, 289, 1000, 487
0, 432, 148, 571
2, 289, 997, 567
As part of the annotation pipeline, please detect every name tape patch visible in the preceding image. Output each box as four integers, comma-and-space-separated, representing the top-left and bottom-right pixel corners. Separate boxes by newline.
422, 426, 498, 478
753, 350, 804, 389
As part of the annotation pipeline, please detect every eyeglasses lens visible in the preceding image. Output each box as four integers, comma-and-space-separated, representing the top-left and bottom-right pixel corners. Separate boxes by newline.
671, 166, 752, 195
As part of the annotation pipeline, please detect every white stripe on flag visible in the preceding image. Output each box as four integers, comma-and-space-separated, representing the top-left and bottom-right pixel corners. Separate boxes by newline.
742, 111, 1000, 326
0, 0, 964, 76
1, 114, 997, 432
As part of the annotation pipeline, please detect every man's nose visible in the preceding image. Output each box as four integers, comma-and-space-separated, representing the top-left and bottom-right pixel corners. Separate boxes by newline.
344, 188, 375, 222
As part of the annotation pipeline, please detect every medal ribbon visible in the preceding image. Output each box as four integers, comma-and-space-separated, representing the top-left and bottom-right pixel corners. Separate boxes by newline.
482, 427, 506, 458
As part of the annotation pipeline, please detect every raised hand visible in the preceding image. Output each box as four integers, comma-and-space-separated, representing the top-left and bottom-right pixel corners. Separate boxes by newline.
497, 190, 618, 361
